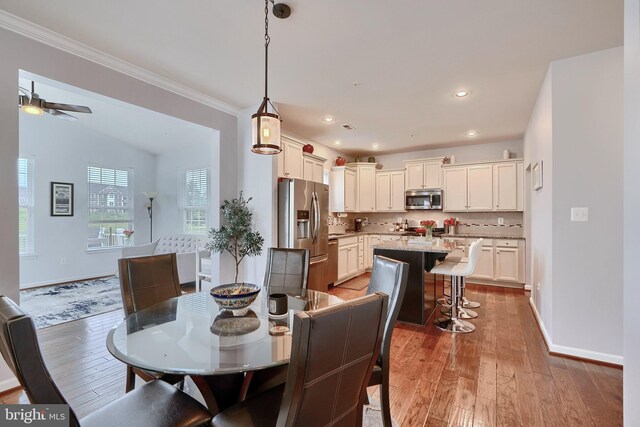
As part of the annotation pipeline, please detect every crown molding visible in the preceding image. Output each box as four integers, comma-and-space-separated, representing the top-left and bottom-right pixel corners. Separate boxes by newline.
0, 10, 240, 116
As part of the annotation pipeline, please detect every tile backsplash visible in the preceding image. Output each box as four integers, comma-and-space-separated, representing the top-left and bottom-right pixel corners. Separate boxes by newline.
329, 211, 524, 238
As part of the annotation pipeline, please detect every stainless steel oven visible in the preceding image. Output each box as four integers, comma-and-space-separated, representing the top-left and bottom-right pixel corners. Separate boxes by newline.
405, 189, 443, 210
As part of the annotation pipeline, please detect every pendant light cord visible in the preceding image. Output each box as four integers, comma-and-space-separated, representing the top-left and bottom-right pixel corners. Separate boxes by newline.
264, 0, 272, 100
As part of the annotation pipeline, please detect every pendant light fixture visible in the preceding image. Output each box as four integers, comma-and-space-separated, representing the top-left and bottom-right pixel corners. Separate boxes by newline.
251, 0, 290, 155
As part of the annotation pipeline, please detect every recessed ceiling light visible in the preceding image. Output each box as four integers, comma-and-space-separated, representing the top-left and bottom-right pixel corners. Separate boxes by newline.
372, 144, 380, 149
455, 90, 470, 98
334, 140, 341, 145
466, 130, 478, 137
323, 115, 334, 123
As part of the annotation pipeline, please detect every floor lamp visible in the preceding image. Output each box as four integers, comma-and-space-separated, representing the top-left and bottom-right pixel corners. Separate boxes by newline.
143, 192, 158, 243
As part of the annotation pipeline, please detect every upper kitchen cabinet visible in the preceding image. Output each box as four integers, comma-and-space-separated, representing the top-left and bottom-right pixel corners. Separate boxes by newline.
278, 135, 305, 180
330, 166, 357, 212
404, 157, 445, 190
376, 169, 405, 211
443, 159, 524, 212
303, 153, 326, 184
348, 163, 376, 212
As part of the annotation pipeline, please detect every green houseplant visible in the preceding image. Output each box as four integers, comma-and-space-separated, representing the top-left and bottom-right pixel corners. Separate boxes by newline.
205, 192, 264, 284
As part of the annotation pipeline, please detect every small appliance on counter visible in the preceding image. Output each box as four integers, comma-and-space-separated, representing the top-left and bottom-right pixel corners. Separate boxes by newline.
354, 218, 364, 232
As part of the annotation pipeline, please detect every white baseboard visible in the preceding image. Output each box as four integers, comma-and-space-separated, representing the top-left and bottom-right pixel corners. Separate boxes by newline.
528, 297, 623, 366
20, 272, 116, 290
0, 377, 20, 393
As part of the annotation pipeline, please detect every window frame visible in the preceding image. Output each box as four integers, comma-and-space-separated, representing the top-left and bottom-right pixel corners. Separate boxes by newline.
181, 167, 209, 235
87, 165, 135, 250
18, 155, 35, 257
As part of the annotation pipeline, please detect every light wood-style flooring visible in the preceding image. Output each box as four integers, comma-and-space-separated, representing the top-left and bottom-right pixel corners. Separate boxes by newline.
1, 275, 623, 426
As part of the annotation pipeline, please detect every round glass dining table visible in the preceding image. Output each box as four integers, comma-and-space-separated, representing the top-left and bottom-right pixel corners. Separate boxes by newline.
106, 288, 344, 377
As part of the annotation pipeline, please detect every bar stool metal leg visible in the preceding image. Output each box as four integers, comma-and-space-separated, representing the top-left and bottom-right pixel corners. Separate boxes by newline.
459, 277, 480, 309
440, 276, 478, 319
434, 276, 475, 333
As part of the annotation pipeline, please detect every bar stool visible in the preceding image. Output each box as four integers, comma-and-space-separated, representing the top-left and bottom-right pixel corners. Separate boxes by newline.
431, 239, 483, 333
436, 245, 481, 310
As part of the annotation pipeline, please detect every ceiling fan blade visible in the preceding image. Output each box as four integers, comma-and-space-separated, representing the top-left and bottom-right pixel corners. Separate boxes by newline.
43, 102, 92, 114
47, 109, 78, 121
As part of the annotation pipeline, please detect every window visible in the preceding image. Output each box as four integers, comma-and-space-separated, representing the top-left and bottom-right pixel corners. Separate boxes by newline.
182, 168, 209, 234
18, 157, 35, 255
87, 166, 134, 249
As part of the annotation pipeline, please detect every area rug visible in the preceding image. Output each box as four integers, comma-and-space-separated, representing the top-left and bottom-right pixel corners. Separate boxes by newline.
20, 276, 123, 329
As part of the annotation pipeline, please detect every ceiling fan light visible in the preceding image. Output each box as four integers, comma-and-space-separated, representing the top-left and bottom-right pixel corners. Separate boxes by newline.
21, 105, 44, 116
251, 111, 282, 154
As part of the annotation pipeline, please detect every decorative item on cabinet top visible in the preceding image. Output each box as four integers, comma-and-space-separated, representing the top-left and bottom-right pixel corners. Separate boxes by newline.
302, 143, 314, 154
335, 156, 346, 166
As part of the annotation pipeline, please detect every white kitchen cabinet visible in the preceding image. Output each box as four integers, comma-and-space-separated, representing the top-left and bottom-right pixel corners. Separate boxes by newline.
443, 167, 468, 211
380, 235, 402, 242
493, 162, 517, 211
443, 160, 523, 212
470, 247, 495, 280
495, 247, 519, 282
404, 158, 444, 190
347, 163, 376, 212
337, 242, 359, 280
366, 235, 381, 269
467, 164, 493, 211
329, 167, 357, 212
302, 153, 326, 184
376, 170, 405, 211
281, 137, 304, 179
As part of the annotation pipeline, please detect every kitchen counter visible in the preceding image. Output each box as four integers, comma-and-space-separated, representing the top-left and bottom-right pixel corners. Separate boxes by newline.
371, 239, 458, 253
329, 231, 524, 241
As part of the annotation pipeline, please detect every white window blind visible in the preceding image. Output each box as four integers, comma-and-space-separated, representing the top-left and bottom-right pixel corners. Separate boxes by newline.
18, 157, 35, 255
87, 166, 134, 248
183, 168, 209, 235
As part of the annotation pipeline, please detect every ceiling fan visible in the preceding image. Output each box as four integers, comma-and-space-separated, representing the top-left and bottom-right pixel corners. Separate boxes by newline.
18, 81, 92, 121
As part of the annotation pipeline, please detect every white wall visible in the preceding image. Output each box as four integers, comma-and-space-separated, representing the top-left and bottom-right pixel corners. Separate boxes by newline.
624, 0, 640, 423
18, 113, 156, 287
374, 139, 523, 169
524, 68, 554, 340
525, 47, 623, 364
154, 137, 218, 239
551, 47, 623, 360
0, 27, 238, 391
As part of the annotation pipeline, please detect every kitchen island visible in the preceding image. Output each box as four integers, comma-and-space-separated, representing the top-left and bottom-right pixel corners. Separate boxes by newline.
372, 239, 457, 325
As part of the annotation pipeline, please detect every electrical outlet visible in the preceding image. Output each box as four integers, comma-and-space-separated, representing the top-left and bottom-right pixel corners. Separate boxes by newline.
60, 257, 67, 265
498, 217, 504, 225
571, 207, 589, 222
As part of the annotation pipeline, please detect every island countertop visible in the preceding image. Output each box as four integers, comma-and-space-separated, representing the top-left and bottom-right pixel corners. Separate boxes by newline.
372, 238, 459, 253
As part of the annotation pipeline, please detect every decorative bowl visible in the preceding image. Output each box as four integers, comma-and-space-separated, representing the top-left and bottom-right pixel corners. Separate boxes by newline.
210, 283, 261, 313
302, 144, 314, 154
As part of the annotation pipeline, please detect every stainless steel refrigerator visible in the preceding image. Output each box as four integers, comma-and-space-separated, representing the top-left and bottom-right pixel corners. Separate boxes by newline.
278, 178, 329, 291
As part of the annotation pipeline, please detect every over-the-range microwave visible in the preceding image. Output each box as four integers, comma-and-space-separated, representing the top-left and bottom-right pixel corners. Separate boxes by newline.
405, 189, 443, 210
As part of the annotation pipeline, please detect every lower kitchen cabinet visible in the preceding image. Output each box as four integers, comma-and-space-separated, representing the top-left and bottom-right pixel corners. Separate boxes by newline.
338, 241, 359, 281
495, 247, 519, 282
470, 247, 494, 280
365, 235, 381, 269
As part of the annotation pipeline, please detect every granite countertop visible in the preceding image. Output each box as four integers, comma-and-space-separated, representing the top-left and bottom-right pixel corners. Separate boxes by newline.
440, 233, 525, 240
329, 231, 524, 241
371, 239, 458, 253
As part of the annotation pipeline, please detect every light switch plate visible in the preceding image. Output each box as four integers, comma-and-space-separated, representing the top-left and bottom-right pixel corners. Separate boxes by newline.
498, 218, 504, 225
571, 207, 589, 222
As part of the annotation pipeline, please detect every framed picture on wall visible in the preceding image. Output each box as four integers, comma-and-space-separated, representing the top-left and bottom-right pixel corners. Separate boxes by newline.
51, 182, 74, 216
532, 161, 543, 191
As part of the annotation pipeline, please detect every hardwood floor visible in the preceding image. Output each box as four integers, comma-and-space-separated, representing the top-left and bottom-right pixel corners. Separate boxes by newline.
1, 276, 623, 426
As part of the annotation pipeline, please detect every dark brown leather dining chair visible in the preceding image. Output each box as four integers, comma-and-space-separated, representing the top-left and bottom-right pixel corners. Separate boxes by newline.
118, 253, 184, 392
262, 248, 309, 290
365, 255, 409, 427
0, 296, 212, 427
210, 292, 388, 427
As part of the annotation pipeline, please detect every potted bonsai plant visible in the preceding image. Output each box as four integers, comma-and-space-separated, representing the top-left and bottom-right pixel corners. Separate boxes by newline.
206, 192, 264, 285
